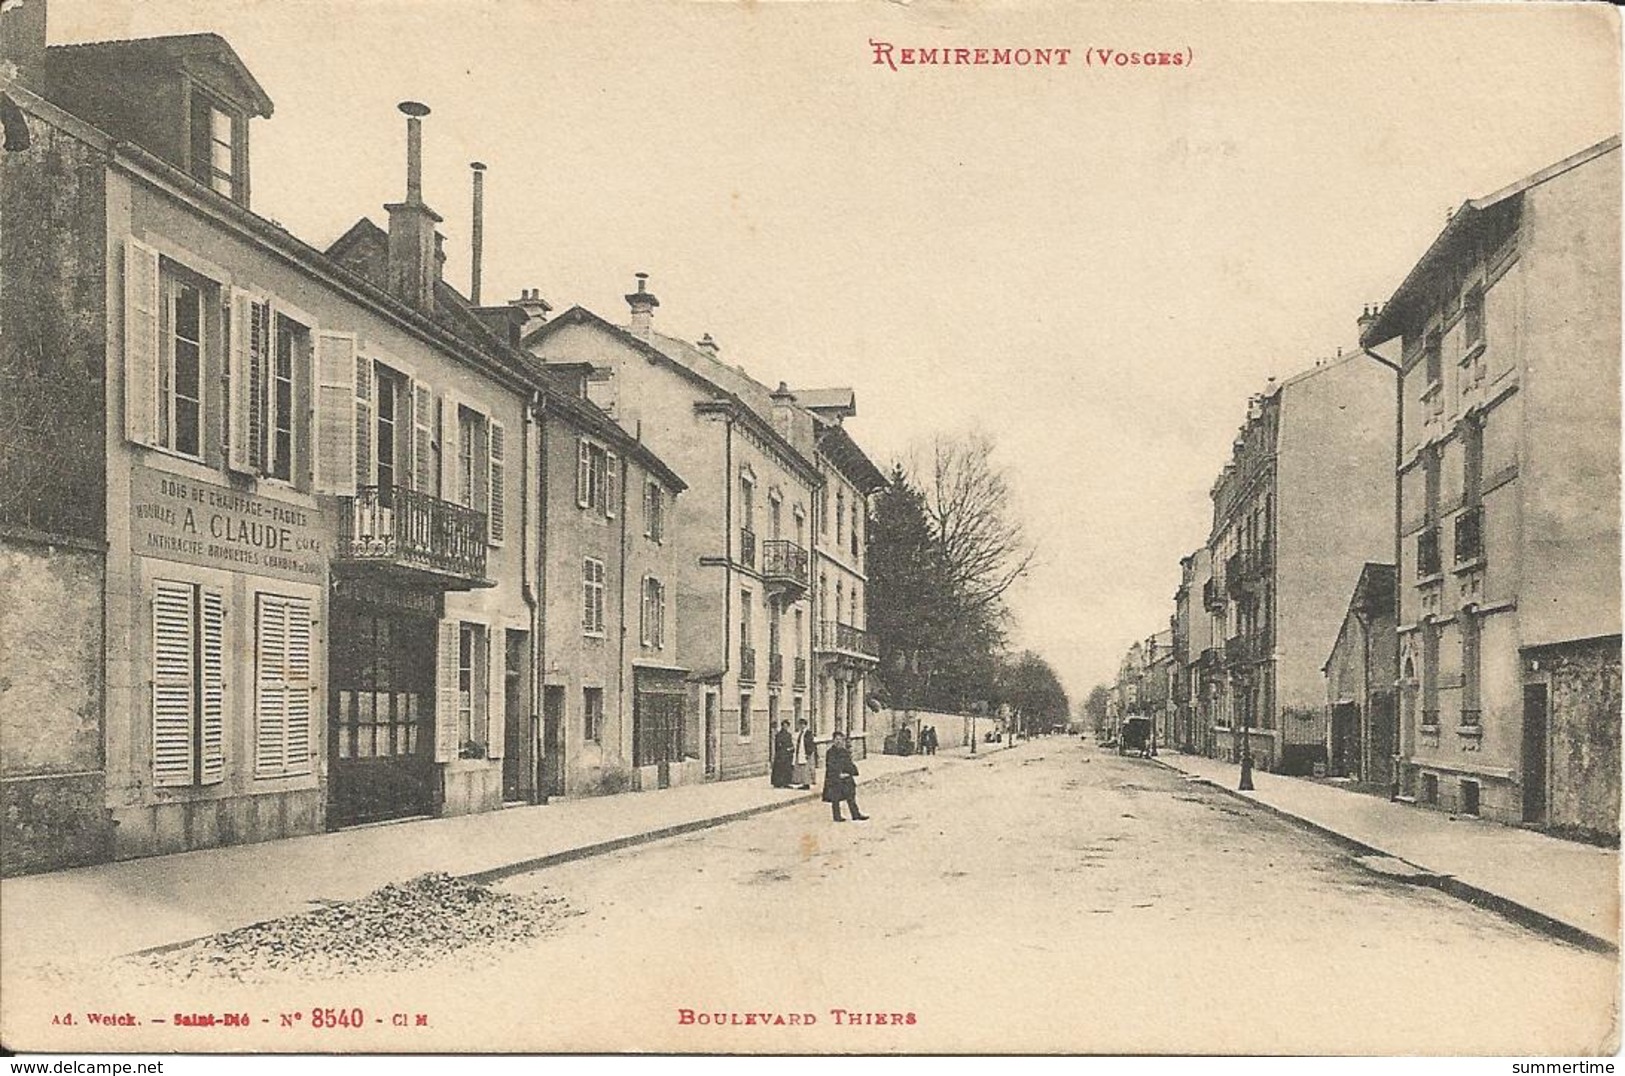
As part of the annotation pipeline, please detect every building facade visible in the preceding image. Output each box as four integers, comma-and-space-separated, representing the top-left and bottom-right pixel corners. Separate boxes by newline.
523, 288, 827, 779
1172, 548, 1217, 754
1321, 563, 1398, 785
0, 14, 688, 873
805, 393, 887, 752
1207, 353, 1394, 774
1360, 136, 1621, 839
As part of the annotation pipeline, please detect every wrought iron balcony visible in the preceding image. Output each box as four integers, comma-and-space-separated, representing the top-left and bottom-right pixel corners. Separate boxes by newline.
1202, 578, 1225, 613
739, 644, 758, 683
760, 539, 809, 594
336, 485, 491, 589
794, 656, 808, 688
739, 527, 757, 570
816, 620, 878, 661
768, 651, 784, 685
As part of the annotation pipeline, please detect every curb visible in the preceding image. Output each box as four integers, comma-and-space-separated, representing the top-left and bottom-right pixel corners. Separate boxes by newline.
126, 760, 933, 959
1148, 756, 1618, 955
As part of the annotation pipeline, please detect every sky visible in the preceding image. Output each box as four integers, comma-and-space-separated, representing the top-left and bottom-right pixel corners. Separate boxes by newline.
51, 0, 1622, 702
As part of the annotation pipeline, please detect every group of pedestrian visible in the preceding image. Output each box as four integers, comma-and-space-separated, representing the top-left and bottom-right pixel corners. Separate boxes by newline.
894, 724, 939, 756
770, 719, 867, 823
919, 725, 939, 755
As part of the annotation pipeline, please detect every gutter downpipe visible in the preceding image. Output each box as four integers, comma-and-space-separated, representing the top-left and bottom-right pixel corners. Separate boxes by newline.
1362, 344, 1404, 802
532, 393, 551, 803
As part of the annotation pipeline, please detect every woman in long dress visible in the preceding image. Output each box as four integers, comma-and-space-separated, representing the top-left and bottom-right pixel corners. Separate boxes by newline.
790, 718, 817, 789
771, 721, 795, 788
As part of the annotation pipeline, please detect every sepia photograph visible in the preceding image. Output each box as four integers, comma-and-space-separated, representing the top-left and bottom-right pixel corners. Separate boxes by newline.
0, 0, 1620, 1061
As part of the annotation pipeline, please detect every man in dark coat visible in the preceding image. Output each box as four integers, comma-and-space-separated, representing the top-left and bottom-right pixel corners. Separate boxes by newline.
771, 721, 795, 788
821, 731, 868, 822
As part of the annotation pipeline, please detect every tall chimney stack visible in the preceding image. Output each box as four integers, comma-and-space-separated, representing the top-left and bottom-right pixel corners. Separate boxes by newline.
625, 272, 659, 338
386, 101, 443, 312
470, 161, 486, 305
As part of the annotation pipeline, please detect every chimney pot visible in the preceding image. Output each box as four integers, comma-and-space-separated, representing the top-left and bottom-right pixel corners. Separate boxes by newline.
625, 272, 659, 337
470, 161, 487, 305
386, 101, 443, 311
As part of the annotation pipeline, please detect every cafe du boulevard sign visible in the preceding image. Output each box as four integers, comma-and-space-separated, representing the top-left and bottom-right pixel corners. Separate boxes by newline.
130, 465, 328, 584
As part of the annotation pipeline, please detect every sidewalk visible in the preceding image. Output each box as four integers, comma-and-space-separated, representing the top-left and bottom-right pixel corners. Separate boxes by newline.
1, 748, 959, 973
1153, 751, 1621, 950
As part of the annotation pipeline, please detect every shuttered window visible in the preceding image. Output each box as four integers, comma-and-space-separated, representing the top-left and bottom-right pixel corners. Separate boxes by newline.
314, 331, 358, 495
254, 593, 314, 779
488, 420, 506, 545
641, 577, 666, 649
412, 381, 437, 495
151, 580, 227, 788
583, 558, 606, 636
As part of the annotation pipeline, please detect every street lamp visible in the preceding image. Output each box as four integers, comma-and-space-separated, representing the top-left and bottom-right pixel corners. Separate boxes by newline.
1237, 664, 1255, 791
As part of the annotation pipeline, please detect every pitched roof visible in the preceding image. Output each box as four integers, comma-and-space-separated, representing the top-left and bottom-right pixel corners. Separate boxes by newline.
48, 33, 274, 116
528, 306, 821, 485
1362, 135, 1621, 347
795, 387, 857, 418
816, 423, 888, 494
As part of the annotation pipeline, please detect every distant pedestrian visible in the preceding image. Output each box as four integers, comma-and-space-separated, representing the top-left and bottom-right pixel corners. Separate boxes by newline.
923, 726, 938, 755
897, 725, 914, 757
771, 721, 795, 788
791, 717, 817, 790
822, 731, 867, 822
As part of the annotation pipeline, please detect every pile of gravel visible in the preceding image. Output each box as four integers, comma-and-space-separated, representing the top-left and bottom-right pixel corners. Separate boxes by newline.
128, 872, 576, 983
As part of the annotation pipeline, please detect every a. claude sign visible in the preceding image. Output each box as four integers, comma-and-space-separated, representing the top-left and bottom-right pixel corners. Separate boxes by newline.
131, 465, 328, 583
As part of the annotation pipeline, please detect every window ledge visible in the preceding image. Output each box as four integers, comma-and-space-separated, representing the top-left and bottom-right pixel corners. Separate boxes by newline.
1420, 724, 1442, 735
1456, 724, 1483, 738
1415, 573, 1445, 587
1459, 340, 1487, 366
1451, 557, 1486, 575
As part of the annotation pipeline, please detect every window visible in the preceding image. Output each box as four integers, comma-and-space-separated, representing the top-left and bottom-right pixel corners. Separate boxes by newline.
739, 590, 756, 682
644, 481, 665, 541
851, 502, 861, 557
1421, 772, 1439, 806
1460, 612, 1482, 726
1463, 287, 1485, 350
1417, 527, 1441, 579
189, 94, 239, 201
457, 622, 489, 756
739, 475, 756, 567
819, 486, 830, 535
739, 692, 753, 737
576, 440, 617, 516
836, 489, 846, 546
1460, 779, 1481, 816
254, 593, 313, 778
457, 407, 481, 509
642, 577, 666, 649
375, 365, 401, 496
583, 558, 606, 635
769, 495, 782, 540
1421, 623, 1440, 728
1454, 507, 1484, 565
269, 317, 300, 480
584, 687, 604, 742
151, 579, 226, 788
161, 271, 206, 458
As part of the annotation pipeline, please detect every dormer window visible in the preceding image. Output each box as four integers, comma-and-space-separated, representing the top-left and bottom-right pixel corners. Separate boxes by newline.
189, 91, 242, 201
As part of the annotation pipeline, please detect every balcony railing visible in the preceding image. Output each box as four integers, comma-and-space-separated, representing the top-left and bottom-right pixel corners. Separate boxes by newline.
816, 620, 878, 660
739, 644, 758, 683
739, 528, 757, 570
761, 539, 810, 589
794, 656, 808, 688
768, 651, 784, 684
1202, 578, 1224, 612
337, 485, 489, 586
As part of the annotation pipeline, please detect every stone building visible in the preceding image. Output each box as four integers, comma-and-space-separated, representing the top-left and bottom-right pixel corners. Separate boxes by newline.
1359, 136, 1621, 839
1206, 353, 1394, 774
1321, 563, 1398, 786
0, 9, 685, 872
523, 286, 829, 778
1172, 547, 1217, 754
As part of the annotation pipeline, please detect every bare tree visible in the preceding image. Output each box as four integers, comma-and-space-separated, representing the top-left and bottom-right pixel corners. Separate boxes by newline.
919, 430, 1037, 615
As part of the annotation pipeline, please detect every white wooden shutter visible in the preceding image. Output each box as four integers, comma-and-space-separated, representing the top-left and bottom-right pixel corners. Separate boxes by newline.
199, 587, 226, 785
440, 392, 461, 505
254, 594, 288, 779
488, 420, 506, 545
486, 629, 504, 760
283, 597, 313, 776
354, 354, 373, 490
227, 290, 270, 474
435, 619, 460, 762
576, 438, 591, 508
313, 331, 358, 495
411, 381, 434, 492
605, 450, 619, 518
124, 238, 161, 446
152, 580, 195, 788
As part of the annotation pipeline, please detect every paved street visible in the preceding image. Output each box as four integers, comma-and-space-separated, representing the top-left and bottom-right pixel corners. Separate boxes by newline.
11, 740, 1618, 1055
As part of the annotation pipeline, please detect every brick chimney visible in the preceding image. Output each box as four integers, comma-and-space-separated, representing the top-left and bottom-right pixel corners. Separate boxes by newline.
0, 0, 48, 89
508, 287, 553, 338
1357, 302, 1381, 340
770, 380, 799, 441
386, 101, 443, 312
625, 272, 658, 338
